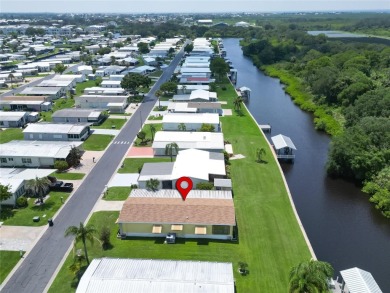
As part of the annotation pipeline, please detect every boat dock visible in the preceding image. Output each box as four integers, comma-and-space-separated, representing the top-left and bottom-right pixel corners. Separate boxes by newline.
259, 124, 271, 133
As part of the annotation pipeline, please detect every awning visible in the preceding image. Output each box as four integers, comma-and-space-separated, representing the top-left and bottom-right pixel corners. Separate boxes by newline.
152, 225, 162, 234
195, 227, 207, 235
171, 224, 183, 231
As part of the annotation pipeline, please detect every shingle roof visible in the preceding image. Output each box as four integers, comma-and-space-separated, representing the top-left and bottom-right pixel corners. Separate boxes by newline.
118, 197, 235, 225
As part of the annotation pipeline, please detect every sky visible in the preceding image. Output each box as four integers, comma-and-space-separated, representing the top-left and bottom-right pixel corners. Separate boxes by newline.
1, 0, 389, 13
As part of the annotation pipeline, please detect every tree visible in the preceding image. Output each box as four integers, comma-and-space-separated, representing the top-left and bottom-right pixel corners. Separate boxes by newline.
53, 63, 67, 75
121, 73, 151, 95
8, 73, 15, 88
149, 124, 156, 142
289, 259, 334, 293
210, 57, 230, 83
66, 146, 82, 167
110, 55, 116, 65
28, 47, 36, 56
199, 123, 215, 132
256, 148, 266, 163
0, 184, 12, 216
25, 176, 51, 204
137, 42, 150, 54
178, 123, 186, 131
160, 81, 177, 96
54, 160, 69, 172
137, 131, 147, 145
146, 178, 160, 191
155, 90, 163, 109
184, 43, 193, 53
238, 262, 249, 276
168, 47, 175, 54
165, 142, 179, 162
233, 96, 243, 112
97, 47, 111, 55
65, 222, 96, 265
99, 226, 111, 250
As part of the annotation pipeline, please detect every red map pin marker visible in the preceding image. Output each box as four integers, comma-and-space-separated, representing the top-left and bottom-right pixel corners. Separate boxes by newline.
176, 177, 193, 201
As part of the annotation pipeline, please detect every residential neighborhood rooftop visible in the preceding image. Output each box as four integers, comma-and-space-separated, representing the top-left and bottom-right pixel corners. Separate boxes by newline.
130, 189, 233, 200
76, 258, 234, 293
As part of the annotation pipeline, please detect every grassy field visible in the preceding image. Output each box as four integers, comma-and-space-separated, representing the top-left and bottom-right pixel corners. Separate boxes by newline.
147, 115, 163, 121
148, 70, 163, 78
0, 251, 21, 284
103, 187, 132, 201
91, 118, 126, 130
134, 123, 162, 146
153, 106, 167, 111
119, 157, 172, 173
48, 82, 311, 292
0, 192, 69, 226
0, 128, 23, 144
82, 134, 114, 151
75, 80, 99, 96
40, 98, 75, 122
50, 172, 85, 180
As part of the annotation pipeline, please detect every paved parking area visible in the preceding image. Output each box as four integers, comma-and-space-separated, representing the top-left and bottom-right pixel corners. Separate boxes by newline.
0, 226, 44, 251
93, 200, 124, 212
223, 109, 233, 116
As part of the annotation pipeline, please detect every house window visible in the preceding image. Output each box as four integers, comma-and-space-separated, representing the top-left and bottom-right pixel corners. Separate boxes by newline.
8, 158, 13, 161
1, 158, 7, 163
22, 158, 32, 164
212, 225, 230, 235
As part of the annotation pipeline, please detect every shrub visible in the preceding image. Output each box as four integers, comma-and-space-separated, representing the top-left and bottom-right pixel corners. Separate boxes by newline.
16, 196, 28, 208
99, 226, 111, 250
130, 184, 138, 189
54, 160, 69, 172
196, 182, 214, 190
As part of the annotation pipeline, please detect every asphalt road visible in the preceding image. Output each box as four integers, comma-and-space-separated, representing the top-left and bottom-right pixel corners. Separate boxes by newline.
1, 44, 187, 293
0, 63, 82, 98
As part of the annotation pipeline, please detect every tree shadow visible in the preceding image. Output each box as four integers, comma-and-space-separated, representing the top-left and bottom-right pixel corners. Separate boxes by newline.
256, 159, 268, 164
70, 265, 88, 289
102, 243, 114, 250
31, 201, 56, 212
235, 110, 245, 117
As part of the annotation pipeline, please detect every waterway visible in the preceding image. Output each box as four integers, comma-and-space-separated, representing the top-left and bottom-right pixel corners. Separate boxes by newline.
223, 38, 390, 290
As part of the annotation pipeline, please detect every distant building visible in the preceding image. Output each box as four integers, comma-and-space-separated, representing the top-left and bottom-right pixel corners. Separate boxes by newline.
23, 123, 91, 141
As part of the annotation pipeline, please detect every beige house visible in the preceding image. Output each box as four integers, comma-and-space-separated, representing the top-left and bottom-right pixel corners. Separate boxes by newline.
118, 190, 236, 240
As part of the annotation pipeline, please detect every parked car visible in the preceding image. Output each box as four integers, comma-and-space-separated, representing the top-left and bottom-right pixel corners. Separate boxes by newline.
49, 180, 73, 192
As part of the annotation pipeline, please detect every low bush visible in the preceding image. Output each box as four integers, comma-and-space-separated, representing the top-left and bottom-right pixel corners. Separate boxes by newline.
16, 196, 28, 208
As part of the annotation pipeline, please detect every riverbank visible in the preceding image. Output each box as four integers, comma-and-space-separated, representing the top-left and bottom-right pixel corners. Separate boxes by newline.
262, 65, 342, 136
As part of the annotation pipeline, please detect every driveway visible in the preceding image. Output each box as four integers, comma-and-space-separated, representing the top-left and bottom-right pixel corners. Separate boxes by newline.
91, 129, 121, 136
67, 151, 104, 174
0, 226, 45, 252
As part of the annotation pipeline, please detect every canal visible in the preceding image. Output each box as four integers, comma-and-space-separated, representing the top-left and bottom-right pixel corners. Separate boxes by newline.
223, 38, 390, 290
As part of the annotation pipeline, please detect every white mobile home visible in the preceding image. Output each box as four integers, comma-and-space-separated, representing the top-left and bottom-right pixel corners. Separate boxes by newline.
162, 113, 220, 132
23, 123, 91, 141
52, 109, 106, 125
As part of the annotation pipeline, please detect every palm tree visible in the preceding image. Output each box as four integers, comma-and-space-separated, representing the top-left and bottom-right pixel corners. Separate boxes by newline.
289, 259, 334, 293
233, 96, 243, 112
65, 222, 96, 265
178, 123, 186, 131
165, 142, 179, 162
8, 73, 14, 89
155, 90, 163, 109
25, 176, 51, 204
149, 124, 156, 142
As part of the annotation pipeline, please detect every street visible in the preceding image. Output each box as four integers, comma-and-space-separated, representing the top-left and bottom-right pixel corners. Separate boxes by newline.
0, 43, 187, 293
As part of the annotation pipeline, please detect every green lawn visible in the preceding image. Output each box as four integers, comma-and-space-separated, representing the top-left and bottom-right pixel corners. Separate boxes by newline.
134, 123, 162, 146
0, 251, 21, 284
0, 128, 23, 144
83, 134, 114, 151
0, 192, 69, 226
103, 187, 132, 201
40, 98, 75, 122
119, 157, 172, 173
50, 172, 85, 180
75, 80, 99, 96
49, 83, 312, 292
91, 118, 126, 130
147, 115, 163, 121
148, 70, 163, 78
153, 106, 167, 111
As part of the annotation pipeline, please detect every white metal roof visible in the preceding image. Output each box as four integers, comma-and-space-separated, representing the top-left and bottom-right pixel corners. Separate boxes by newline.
0, 140, 83, 159
20, 87, 62, 95
0, 168, 56, 180
271, 134, 297, 150
152, 131, 224, 150
0, 111, 27, 121
0, 178, 24, 193
163, 113, 219, 124
189, 89, 217, 100
340, 267, 383, 293
23, 123, 89, 134
131, 189, 232, 199
76, 258, 234, 293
